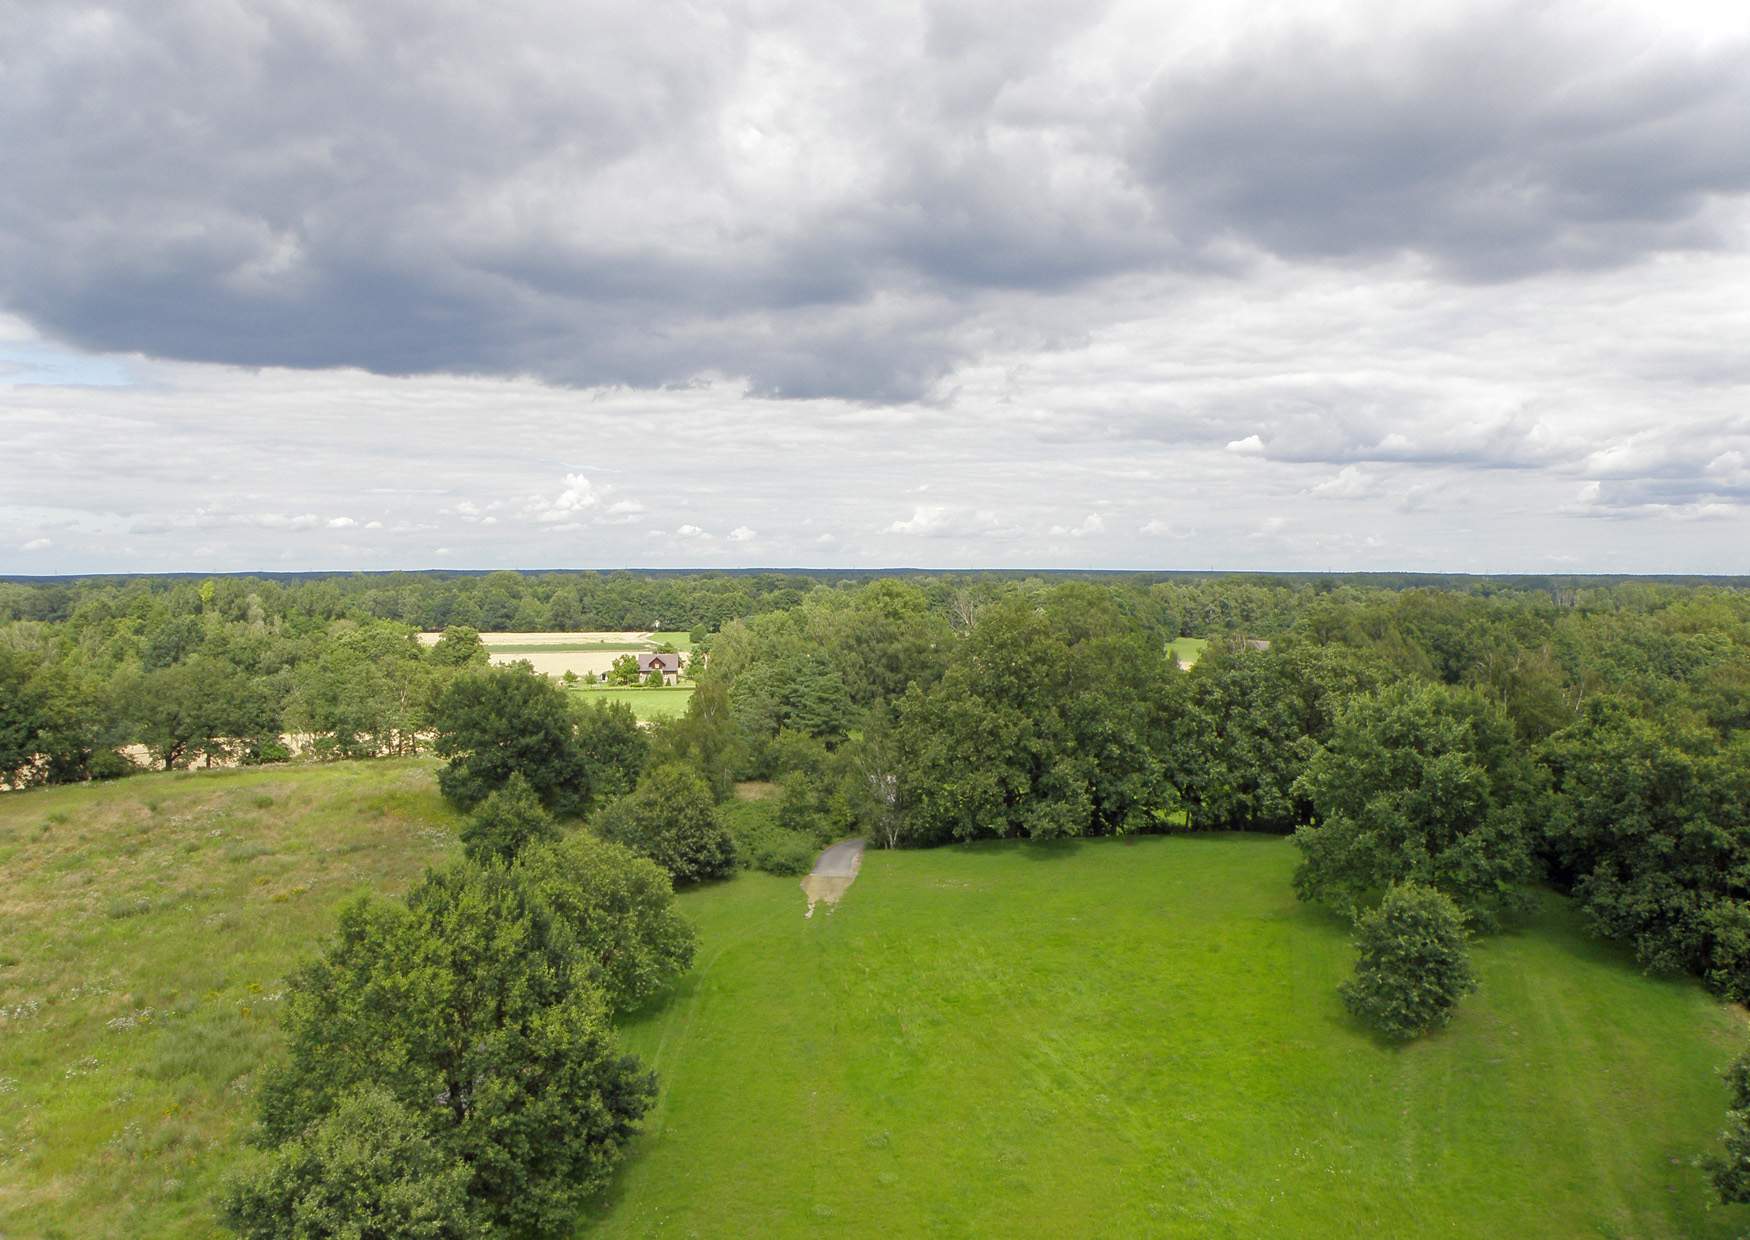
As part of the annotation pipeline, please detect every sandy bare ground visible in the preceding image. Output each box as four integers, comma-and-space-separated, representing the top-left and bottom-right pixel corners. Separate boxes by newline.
802, 838, 865, 918
488, 650, 629, 677
415, 630, 654, 647
416, 631, 665, 679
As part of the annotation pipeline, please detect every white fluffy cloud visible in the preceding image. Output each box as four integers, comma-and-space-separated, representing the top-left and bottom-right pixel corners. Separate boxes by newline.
1050, 513, 1105, 538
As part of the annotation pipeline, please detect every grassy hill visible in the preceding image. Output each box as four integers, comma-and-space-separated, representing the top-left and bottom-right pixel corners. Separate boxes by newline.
0, 760, 464, 1237
2, 763, 1746, 1237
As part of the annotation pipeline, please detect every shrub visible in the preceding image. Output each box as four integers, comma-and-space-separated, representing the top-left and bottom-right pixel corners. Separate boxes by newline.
594, 764, 735, 885
247, 738, 293, 766
460, 773, 560, 865
721, 799, 818, 876
1708, 1049, 1750, 1204
1340, 882, 1477, 1040
775, 770, 852, 843
87, 748, 138, 781
220, 1086, 479, 1239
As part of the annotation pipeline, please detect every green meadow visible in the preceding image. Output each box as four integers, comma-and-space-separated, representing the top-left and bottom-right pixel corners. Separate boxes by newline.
568, 685, 696, 720
593, 835, 1745, 1237
2, 762, 1746, 1237
1168, 635, 1211, 666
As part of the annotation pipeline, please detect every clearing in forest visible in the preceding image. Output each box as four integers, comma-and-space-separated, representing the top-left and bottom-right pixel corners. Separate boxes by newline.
2, 764, 1744, 1238
595, 835, 1745, 1238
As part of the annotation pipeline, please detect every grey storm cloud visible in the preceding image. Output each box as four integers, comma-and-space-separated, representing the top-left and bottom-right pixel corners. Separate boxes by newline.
3, 0, 1749, 577
1134, 7, 1750, 278
4, 1, 1748, 399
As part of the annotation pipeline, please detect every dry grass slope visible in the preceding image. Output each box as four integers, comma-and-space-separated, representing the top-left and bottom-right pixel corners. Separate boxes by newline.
0, 760, 462, 1238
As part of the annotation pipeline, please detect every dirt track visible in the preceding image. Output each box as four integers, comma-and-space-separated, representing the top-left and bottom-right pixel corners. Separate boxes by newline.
801, 838, 865, 918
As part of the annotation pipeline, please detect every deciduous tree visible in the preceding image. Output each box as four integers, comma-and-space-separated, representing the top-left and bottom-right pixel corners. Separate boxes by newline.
594, 764, 735, 884
461, 772, 560, 865
1292, 682, 1539, 929
431, 667, 588, 815
515, 832, 695, 1011
255, 862, 655, 1236
221, 1086, 480, 1239
1340, 883, 1477, 1039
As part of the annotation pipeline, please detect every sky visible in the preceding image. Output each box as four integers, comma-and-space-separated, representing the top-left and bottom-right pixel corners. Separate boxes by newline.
2, 0, 1748, 575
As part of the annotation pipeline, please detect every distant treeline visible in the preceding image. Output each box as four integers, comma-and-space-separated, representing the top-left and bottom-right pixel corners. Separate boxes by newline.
5, 569, 1750, 1001
674, 575, 1750, 1003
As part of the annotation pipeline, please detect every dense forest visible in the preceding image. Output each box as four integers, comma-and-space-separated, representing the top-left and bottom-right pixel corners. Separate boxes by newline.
4, 569, 1750, 1006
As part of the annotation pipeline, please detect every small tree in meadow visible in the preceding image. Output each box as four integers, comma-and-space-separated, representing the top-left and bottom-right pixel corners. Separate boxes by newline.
1340, 882, 1477, 1040
460, 772, 559, 865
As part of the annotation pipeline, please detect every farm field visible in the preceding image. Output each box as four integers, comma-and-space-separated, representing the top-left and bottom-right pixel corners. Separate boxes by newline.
569, 685, 696, 721
2, 763, 1745, 1238
416, 630, 688, 679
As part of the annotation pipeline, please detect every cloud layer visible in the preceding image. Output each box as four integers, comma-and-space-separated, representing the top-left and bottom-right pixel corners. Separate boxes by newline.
5, 0, 1748, 399
1, 1, 1747, 571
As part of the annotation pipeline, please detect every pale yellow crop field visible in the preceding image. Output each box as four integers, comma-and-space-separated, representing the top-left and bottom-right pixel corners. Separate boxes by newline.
492, 650, 628, 677
416, 631, 679, 679
414, 630, 654, 647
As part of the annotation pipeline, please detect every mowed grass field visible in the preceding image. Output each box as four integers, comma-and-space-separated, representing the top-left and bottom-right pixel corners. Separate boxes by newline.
2, 763, 1746, 1238
1168, 635, 1211, 667
594, 836, 1748, 1238
569, 685, 696, 720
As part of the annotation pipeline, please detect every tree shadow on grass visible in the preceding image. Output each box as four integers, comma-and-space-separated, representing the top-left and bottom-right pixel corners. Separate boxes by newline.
939, 837, 1087, 863
1018, 837, 1087, 862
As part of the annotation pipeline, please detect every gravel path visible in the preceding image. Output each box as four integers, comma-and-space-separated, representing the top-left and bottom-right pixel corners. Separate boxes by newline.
811, 838, 865, 877
802, 838, 865, 917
